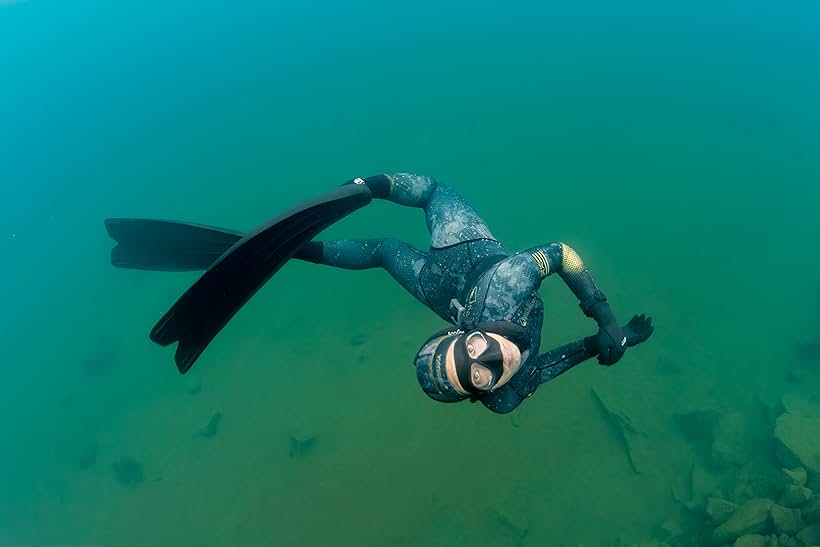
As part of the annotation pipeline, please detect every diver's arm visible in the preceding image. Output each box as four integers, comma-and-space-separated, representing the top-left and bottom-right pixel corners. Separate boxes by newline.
525, 243, 626, 365
533, 338, 597, 384
534, 313, 654, 383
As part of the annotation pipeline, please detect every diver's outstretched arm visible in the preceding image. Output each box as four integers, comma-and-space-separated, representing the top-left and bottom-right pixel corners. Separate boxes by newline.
523, 242, 628, 366
535, 313, 655, 384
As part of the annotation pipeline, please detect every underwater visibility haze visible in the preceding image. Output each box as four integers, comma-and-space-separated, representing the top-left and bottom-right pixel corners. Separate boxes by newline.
1, 1, 820, 545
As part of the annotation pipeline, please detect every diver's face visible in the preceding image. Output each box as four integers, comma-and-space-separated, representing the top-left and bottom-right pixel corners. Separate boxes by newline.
445, 332, 522, 394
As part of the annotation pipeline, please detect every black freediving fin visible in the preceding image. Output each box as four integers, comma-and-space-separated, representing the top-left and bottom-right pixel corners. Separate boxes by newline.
149, 184, 373, 374
104, 218, 243, 271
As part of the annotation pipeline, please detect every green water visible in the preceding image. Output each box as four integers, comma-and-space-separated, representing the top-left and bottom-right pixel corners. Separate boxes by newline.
2, 1, 819, 545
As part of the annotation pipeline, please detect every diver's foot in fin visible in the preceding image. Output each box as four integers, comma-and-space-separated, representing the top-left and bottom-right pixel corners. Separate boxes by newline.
150, 184, 373, 374
104, 218, 243, 271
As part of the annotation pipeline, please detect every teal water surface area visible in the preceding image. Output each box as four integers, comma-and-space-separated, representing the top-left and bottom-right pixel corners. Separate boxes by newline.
2, 1, 819, 546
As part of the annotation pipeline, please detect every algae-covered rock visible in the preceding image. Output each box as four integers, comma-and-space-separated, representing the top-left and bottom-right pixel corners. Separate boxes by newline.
732, 534, 776, 547
769, 504, 803, 534
796, 523, 820, 546
774, 413, 820, 475
780, 484, 813, 508
782, 467, 808, 487
713, 498, 774, 543
591, 386, 649, 474
706, 497, 738, 525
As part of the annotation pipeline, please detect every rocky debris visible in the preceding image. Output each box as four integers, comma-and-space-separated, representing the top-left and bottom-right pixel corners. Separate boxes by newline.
774, 413, 820, 476
712, 498, 774, 544
198, 412, 222, 438
776, 534, 802, 547
112, 456, 144, 487
802, 496, 820, 523
706, 497, 737, 525
780, 484, 813, 508
769, 504, 804, 535
733, 534, 777, 547
591, 386, 649, 474
796, 523, 820, 546
289, 430, 317, 459
783, 467, 808, 487
730, 461, 784, 504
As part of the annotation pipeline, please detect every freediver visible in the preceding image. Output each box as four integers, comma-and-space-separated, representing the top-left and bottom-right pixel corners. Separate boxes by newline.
105, 173, 654, 414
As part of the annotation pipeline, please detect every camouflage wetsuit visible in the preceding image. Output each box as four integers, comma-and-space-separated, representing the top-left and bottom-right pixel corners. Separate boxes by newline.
296, 173, 611, 414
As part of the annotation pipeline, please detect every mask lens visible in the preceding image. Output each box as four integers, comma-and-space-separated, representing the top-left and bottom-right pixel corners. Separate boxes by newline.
465, 331, 489, 358
471, 364, 494, 390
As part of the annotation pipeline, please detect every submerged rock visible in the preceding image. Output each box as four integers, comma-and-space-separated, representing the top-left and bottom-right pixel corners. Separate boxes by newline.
779, 484, 812, 508
782, 467, 808, 487
112, 456, 144, 487
706, 497, 737, 525
732, 534, 776, 547
591, 386, 649, 474
731, 461, 783, 503
289, 431, 317, 459
198, 412, 222, 438
769, 504, 803, 534
776, 534, 802, 547
712, 498, 773, 544
781, 394, 820, 418
796, 523, 820, 546
802, 496, 820, 523
774, 413, 820, 475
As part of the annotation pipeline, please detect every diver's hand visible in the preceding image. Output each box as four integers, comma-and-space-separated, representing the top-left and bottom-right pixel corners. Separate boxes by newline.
623, 314, 654, 347
596, 324, 627, 366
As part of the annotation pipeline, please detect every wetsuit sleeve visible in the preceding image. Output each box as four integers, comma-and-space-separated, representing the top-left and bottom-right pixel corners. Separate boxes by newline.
532, 337, 597, 384
525, 243, 617, 325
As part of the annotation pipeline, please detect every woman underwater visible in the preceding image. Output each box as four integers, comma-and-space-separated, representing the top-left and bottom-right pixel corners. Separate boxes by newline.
105, 173, 653, 414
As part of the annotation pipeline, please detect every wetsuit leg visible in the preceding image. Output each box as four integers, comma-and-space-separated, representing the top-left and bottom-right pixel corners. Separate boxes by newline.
385, 173, 497, 248
295, 239, 429, 304
346, 173, 497, 248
